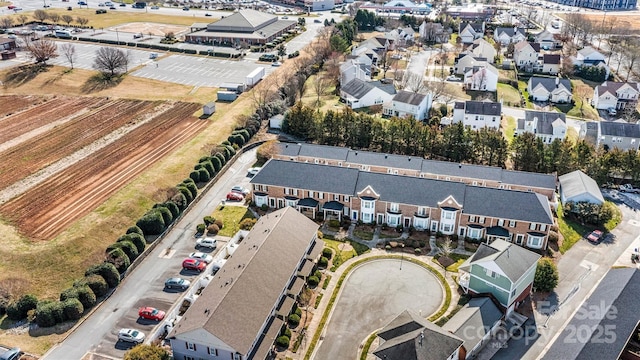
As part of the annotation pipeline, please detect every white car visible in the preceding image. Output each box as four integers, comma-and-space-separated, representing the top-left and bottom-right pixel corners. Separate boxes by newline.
118, 329, 145, 344
272, 61, 282, 67
189, 252, 213, 263
196, 237, 217, 249
231, 185, 250, 196
104, 1, 113, 4
248, 167, 261, 176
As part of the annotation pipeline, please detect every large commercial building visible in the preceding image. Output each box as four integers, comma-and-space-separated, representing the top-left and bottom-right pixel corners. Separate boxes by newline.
185, 9, 297, 46
548, 0, 636, 10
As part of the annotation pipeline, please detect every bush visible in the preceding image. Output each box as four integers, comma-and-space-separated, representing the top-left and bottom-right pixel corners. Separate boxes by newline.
182, 181, 198, 199
61, 298, 84, 321
307, 275, 320, 287
196, 223, 206, 234
182, 177, 195, 186
75, 286, 97, 309
35, 301, 64, 327
281, 326, 292, 338
261, 204, 268, 211
5, 294, 38, 320
295, 307, 302, 317
107, 248, 131, 274
86, 262, 120, 288
198, 168, 211, 182
60, 287, 79, 301
172, 192, 188, 210
189, 171, 200, 182
200, 160, 215, 177
328, 219, 340, 228
239, 218, 257, 230
414, 248, 422, 254
126, 226, 144, 236
322, 248, 333, 259
276, 335, 290, 348
287, 313, 300, 327
318, 256, 329, 269
534, 258, 559, 292
155, 206, 173, 226
213, 152, 226, 166
214, 219, 224, 228
136, 211, 166, 235
84, 274, 109, 297
207, 224, 220, 235
210, 156, 222, 172
110, 240, 139, 262
203, 215, 215, 225
548, 230, 559, 243
176, 185, 194, 204
123, 344, 171, 360
126, 233, 146, 253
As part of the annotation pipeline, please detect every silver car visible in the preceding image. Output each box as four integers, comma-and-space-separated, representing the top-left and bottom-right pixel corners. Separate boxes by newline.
118, 329, 145, 344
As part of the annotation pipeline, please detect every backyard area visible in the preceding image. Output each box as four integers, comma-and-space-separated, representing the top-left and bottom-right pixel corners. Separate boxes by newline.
497, 83, 521, 107
301, 73, 341, 114
518, 80, 534, 108
211, 205, 255, 237
554, 79, 599, 120
557, 201, 621, 253
501, 115, 517, 143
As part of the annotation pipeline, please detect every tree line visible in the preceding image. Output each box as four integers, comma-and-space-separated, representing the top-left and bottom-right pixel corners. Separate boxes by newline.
282, 103, 640, 184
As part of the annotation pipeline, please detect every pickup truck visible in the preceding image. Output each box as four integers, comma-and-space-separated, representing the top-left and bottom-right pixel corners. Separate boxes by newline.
619, 184, 640, 194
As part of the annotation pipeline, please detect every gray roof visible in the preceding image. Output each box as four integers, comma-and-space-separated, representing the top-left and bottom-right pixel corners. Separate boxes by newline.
495, 27, 525, 37
421, 160, 503, 182
375, 310, 464, 360
459, 239, 542, 282
463, 100, 502, 116
523, 110, 566, 136
276, 142, 301, 157
299, 143, 349, 160
347, 150, 423, 171
558, 170, 604, 204
442, 297, 503, 351
500, 169, 557, 189
542, 268, 640, 360
252, 160, 554, 224
464, 186, 554, 224
529, 76, 572, 93
169, 207, 320, 355
207, 9, 276, 32
393, 91, 427, 106
582, 122, 599, 145
599, 121, 640, 138
341, 79, 397, 99
543, 54, 561, 65
252, 159, 359, 195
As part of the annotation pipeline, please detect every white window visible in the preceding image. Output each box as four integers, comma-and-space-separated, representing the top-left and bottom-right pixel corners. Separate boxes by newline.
334, 194, 340, 201
187, 342, 196, 351
485, 268, 497, 278
390, 203, 399, 212
208, 347, 219, 356
468, 227, 482, 239
387, 168, 393, 174
479, 217, 485, 224
442, 223, 453, 233
498, 219, 504, 227
527, 234, 544, 249
443, 211, 454, 220
344, 196, 350, 202
309, 191, 314, 198
469, 215, 476, 223
417, 207, 427, 216
318, 192, 324, 199
539, 224, 547, 232
286, 199, 297, 207
472, 181, 478, 186
529, 223, 536, 230
292, 189, 298, 196
314, 159, 319, 164
284, 188, 290, 195
509, 220, 516, 227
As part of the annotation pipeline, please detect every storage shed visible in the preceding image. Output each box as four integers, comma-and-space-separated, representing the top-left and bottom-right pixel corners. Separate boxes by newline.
203, 101, 216, 116
558, 170, 604, 205
269, 114, 284, 129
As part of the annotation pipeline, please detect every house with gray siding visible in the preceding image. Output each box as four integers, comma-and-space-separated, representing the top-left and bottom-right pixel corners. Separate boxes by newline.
579, 120, 640, 151
168, 208, 323, 360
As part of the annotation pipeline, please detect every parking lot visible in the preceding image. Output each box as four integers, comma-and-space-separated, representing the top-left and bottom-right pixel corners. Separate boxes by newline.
47, 41, 156, 71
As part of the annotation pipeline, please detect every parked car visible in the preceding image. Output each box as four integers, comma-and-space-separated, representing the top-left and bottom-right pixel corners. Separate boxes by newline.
138, 307, 165, 321
247, 167, 261, 176
78, 1, 87, 5
0, 348, 21, 360
182, 6, 189, 10
620, 184, 640, 193
149, 52, 158, 59
586, 230, 604, 244
231, 185, 250, 196
607, 107, 617, 116
150, 5, 159, 9
314, 19, 322, 23
67, 6, 73, 10
120, 2, 126, 6
196, 237, 217, 249
118, 329, 145, 344
182, 258, 207, 272
7, 5, 15, 9
164, 277, 190, 290
226, 192, 244, 201
272, 61, 282, 67
109, 5, 116, 9
205, 12, 212, 16
98, 2, 105, 6
211, 263, 221, 275
189, 251, 213, 263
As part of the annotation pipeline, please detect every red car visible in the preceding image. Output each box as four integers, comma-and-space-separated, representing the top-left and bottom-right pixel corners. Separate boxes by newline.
226, 192, 244, 202
7, 5, 16, 9
182, 258, 207, 272
587, 230, 604, 243
138, 307, 165, 321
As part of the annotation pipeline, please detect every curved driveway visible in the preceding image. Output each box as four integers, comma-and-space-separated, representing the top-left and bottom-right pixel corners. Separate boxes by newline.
314, 258, 444, 360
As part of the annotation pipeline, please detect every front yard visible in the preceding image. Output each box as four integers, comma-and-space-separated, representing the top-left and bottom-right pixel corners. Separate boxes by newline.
554, 79, 599, 120
557, 201, 622, 253
211, 205, 255, 237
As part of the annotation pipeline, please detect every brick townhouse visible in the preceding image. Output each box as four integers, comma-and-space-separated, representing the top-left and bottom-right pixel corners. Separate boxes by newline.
251, 160, 554, 250
273, 143, 557, 201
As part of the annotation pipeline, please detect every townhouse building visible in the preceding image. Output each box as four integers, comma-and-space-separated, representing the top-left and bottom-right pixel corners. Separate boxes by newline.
580, 120, 640, 152
272, 142, 557, 200
452, 100, 502, 130
251, 160, 554, 250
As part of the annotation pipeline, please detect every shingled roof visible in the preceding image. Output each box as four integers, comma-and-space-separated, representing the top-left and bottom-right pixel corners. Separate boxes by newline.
341, 79, 397, 99
393, 91, 427, 106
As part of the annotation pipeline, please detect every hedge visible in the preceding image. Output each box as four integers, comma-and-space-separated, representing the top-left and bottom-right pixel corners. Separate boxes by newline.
84, 274, 109, 297
75, 285, 97, 309
200, 160, 215, 176
164, 201, 181, 219
126, 233, 147, 253
276, 335, 290, 348
107, 247, 131, 274
109, 240, 139, 262
198, 168, 211, 182
172, 192, 188, 210
287, 314, 300, 327
318, 256, 328, 269
62, 298, 84, 321
213, 152, 226, 166
155, 206, 173, 227
5, 294, 38, 320
35, 301, 64, 327
85, 262, 120, 288
126, 225, 144, 236
136, 211, 166, 235
176, 185, 194, 203
307, 276, 319, 287
210, 156, 222, 172
189, 170, 200, 182
322, 248, 333, 259
60, 287, 79, 302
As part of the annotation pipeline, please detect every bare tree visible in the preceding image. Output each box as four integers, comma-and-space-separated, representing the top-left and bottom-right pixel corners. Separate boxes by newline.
623, 41, 640, 82
26, 39, 58, 65
33, 9, 48, 23
313, 74, 330, 109
61, 43, 77, 69
61, 15, 74, 26
0, 17, 14, 30
93, 47, 130, 78
76, 17, 89, 27
401, 71, 426, 93
17, 14, 28, 26
439, 238, 453, 258
49, 13, 60, 24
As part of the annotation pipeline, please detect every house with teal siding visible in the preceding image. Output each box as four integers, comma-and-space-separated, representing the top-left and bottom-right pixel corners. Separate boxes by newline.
458, 239, 540, 315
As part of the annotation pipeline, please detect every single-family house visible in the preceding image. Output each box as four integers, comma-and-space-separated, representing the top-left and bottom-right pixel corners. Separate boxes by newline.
340, 57, 371, 85
383, 90, 433, 121
469, 38, 496, 63
0, 37, 17, 51
580, 120, 640, 151
386, 26, 416, 46
592, 81, 640, 116
543, 268, 640, 360
540, 54, 561, 75
459, 21, 485, 44
373, 310, 465, 360
493, 27, 526, 45
572, 46, 610, 78
458, 239, 542, 314
527, 77, 572, 103
453, 54, 488, 75
340, 79, 397, 109
515, 110, 567, 143
558, 170, 604, 206
272, 142, 558, 200
419, 21, 450, 43
251, 160, 555, 250
442, 297, 504, 359
351, 37, 388, 63
168, 207, 323, 360
452, 100, 502, 130
513, 41, 540, 71
463, 64, 498, 92
535, 30, 560, 50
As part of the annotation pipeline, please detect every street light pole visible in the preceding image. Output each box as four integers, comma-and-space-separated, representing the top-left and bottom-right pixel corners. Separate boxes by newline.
115, 28, 119, 43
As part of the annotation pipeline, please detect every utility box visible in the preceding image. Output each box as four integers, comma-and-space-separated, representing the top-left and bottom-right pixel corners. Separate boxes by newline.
203, 101, 216, 116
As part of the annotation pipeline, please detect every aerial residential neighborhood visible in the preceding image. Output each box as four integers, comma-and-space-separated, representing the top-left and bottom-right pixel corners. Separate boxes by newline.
2, 0, 640, 360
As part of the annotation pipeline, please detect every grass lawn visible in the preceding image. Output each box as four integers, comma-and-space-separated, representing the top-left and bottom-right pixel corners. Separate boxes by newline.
0, 8, 217, 29
445, 83, 471, 100
497, 83, 521, 107
353, 229, 374, 241
498, 69, 517, 81
557, 205, 591, 254
502, 115, 516, 144
468, 90, 496, 101
301, 73, 341, 114
449, 33, 459, 46
323, 238, 370, 271
211, 205, 255, 237
518, 80, 534, 108
554, 79, 599, 120
446, 258, 466, 272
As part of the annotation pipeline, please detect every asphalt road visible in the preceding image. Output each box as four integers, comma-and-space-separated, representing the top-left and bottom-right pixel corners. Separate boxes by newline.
314, 259, 444, 360
42, 149, 257, 360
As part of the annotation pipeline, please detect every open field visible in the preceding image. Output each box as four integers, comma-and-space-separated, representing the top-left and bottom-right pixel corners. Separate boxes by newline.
558, 13, 640, 32
0, 8, 218, 29
0, 100, 204, 240
0, 95, 46, 118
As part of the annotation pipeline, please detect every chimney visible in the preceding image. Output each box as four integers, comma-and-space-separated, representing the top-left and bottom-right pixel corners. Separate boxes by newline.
555, 77, 559, 87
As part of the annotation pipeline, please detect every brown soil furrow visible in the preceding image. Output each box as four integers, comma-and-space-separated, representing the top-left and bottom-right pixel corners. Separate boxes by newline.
0, 102, 204, 239
0, 97, 91, 128
0, 98, 108, 149
0, 99, 159, 190
0, 95, 46, 119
